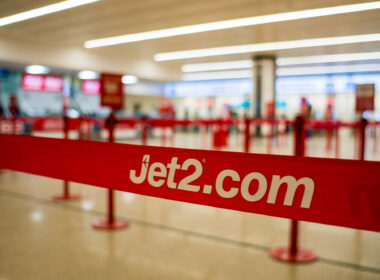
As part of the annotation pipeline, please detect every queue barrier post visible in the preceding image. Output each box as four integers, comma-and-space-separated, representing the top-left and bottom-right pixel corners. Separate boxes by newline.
335, 125, 340, 159
244, 118, 250, 153
92, 110, 129, 230
374, 123, 378, 156
326, 126, 333, 153
267, 121, 273, 154
161, 126, 166, 147
201, 122, 208, 149
170, 125, 175, 147
270, 115, 317, 262
53, 115, 80, 201
141, 117, 148, 145
359, 117, 367, 160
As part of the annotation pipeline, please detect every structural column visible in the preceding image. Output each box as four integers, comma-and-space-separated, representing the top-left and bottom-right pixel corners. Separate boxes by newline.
252, 55, 276, 120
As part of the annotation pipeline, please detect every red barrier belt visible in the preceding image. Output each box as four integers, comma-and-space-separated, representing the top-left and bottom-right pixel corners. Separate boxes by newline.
1, 134, 379, 232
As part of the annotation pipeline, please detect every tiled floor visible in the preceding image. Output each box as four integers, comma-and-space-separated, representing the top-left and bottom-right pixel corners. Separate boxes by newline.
1, 128, 379, 279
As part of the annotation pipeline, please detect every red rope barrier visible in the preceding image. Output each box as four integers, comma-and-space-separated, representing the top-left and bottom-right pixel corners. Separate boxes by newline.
1, 133, 380, 232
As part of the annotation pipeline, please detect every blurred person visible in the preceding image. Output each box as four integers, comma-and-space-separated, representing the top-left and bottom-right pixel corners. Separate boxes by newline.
159, 98, 175, 119
9, 95, 20, 117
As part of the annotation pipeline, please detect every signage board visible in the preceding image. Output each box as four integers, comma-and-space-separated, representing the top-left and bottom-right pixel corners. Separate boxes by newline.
100, 73, 123, 109
82, 80, 101, 95
22, 74, 63, 93
356, 84, 375, 112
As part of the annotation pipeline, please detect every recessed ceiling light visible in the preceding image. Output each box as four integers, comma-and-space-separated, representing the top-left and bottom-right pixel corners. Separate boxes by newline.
122, 75, 138, 84
84, 1, 380, 48
78, 71, 99, 80
155, 33, 380, 61
25, 65, 50, 74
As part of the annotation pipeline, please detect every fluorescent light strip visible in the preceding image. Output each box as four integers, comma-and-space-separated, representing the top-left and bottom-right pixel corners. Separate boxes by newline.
155, 33, 380, 61
182, 52, 380, 72
0, 0, 100, 27
84, 1, 380, 48
278, 63, 380, 76
182, 63, 380, 80
182, 61, 253, 72
277, 51, 380, 65
183, 70, 251, 81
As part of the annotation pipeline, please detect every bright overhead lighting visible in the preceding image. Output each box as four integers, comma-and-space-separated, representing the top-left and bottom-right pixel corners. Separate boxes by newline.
0, 0, 100, 27
182, 63, 380, 80
182, 61, 253, 72
78, 71, 99, 80
155, 33, 380, 61
277, 52, 380, 65
84, 1, 380, 48
183, 70, 252, 81
122, 75, 138, 84
277, 63, 380, 76
181, 51, 380, 72
25, 65, 50, 74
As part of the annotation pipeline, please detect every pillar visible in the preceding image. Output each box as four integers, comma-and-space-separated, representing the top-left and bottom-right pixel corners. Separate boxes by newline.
252, 55, 276, 120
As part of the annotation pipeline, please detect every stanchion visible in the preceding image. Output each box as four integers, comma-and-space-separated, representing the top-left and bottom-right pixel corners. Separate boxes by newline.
53, 115, 80, 201
359, 117, 367, 160
161, 127, 166, 147
244, 118, 250, 153
201, 123, 208, 149
92, 110, 129, 230
374, 124, 378, 156
270, 115, 317, 262
267, 121, 273, 154
141, 117, 148, 145
12, 116, 16, 134
326, 127, 333, 153
335, 126, 340, 159
170, 126, 175, 147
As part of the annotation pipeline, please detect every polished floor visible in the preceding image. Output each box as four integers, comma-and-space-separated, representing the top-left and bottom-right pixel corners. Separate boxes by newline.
1, 128, 380, 280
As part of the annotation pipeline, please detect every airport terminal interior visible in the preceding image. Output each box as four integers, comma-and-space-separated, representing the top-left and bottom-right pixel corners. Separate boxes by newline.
1, 0, 380, 279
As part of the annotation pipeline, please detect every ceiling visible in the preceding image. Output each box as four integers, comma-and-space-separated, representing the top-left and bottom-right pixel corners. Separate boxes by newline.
0, 0, 379, 81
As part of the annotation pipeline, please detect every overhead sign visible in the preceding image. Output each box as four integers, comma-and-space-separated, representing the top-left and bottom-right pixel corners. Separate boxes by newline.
44, 76, 63, 92
356, 84, 375, 112
1, 134, 380, 232
82, 80, 101, 95
100, 73, 123, 109
22, 74, 63, 92
22, 74, 44, 91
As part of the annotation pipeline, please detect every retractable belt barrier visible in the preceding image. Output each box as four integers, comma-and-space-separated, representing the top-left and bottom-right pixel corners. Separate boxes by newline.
1, 134, 379, 232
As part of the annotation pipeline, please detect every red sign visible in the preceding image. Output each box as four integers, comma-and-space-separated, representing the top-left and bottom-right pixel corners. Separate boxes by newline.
22, 74, 44, 91
266, 102, 275, 118
100, 73, 123, 109
82, 80, 101, 95
22, 74, 63, 93
1, 134, 380, 232
44, 76, 63, 92
356, 84, 375, 112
